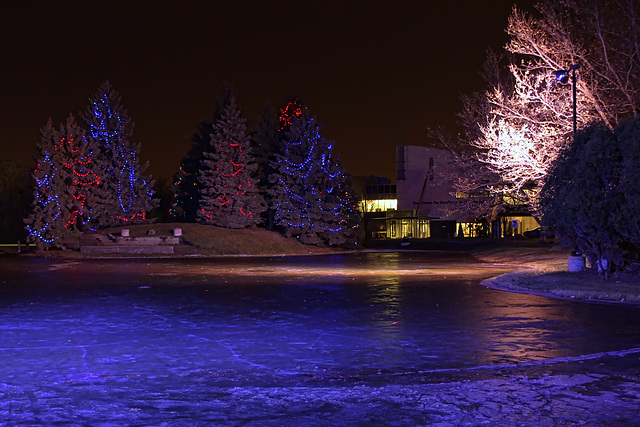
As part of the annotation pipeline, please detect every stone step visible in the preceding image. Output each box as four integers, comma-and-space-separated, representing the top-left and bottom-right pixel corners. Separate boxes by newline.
80, 245, 175, 255
113, 236, 181, 245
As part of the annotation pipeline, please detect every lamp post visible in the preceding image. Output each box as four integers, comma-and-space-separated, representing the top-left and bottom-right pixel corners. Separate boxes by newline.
554, 64, 581, 137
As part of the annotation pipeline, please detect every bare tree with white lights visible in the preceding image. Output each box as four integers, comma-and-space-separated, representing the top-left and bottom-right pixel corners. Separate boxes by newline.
448, 0, 640, 218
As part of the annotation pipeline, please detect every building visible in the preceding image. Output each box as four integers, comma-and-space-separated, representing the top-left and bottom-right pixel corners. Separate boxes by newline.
352, 175, 396, 240
394, 145, 459, 238
357, 145, 539, 240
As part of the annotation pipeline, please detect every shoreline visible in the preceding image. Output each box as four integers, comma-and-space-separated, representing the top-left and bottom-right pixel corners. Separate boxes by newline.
6, 233, 640, 304
480, 274, 640, 306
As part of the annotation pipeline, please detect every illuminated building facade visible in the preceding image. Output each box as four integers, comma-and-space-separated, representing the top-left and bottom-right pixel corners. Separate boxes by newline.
356, 146, 540, 240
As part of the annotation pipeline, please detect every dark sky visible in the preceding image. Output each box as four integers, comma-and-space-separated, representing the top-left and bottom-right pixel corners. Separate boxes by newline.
1, 1, 535, 182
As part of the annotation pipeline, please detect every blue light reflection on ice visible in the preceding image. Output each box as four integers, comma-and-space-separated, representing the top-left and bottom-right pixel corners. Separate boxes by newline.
0, 252, 638, 387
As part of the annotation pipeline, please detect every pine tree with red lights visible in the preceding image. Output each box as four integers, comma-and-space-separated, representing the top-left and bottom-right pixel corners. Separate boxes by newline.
81, 81, 156, 226
61, 115, 105, 232
268, 101, 360, 246
197, 94, 265, 228
173, 84, 234, 221
25, 116, 103, 249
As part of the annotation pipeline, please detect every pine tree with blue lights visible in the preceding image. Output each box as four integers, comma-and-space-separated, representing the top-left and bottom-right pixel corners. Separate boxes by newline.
268, 101, 360, 246
81, 81, 155, 226
263, 98, 307, 232
25, 116, 103, 250
197, 94, 265, 228
330, 164, 361, 247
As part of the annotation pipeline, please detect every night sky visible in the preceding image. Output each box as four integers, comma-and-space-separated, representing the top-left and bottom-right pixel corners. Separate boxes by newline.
1, 1, 535, 182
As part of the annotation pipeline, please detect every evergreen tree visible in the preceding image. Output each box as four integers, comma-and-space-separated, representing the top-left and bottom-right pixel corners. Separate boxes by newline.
0, 158, 32, 242
268, 101, 359, 246
615, 118, 640, 251
25, 120, 62, 249
61, 116, 104, 232
541, 121, 624, 276
172, 84, 234, 221
25, 116, 102, 249
81, 81, 155, 226
542, 116, 640, 275
197, 94, 265, 228
149, 178, 175, 223
171, 119, 211, 222
251, 100, 281, 228
326, 164, 361, 247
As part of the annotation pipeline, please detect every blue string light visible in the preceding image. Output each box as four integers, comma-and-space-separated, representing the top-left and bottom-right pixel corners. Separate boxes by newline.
271, 109, 359, 241
27, 121, 103, 245
86, 84, 149, 223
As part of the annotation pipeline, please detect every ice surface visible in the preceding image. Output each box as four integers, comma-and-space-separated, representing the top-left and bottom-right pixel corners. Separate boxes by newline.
0, 252, 638, 424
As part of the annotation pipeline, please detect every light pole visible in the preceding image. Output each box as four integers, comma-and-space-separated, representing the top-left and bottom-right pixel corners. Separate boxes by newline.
554, 64, 581, 137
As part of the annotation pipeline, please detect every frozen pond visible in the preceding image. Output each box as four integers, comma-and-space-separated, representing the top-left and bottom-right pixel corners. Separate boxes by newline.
0, 251, 638, 425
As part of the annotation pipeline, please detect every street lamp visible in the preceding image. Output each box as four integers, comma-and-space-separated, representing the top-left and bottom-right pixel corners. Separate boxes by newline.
554, 64, 581, 137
